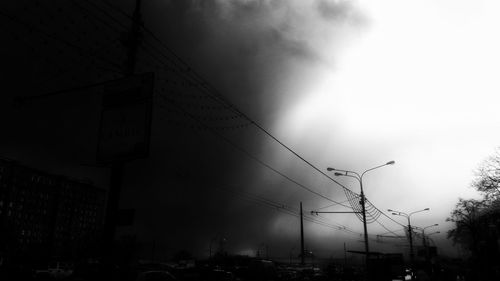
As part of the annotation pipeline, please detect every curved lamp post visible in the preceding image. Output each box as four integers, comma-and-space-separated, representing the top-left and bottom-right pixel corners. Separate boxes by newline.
415, 224, 439, 262
326, 161, 395, 266
388, 208, 430, 266
426, 231, 440, 242
425, 231, 440, 247
414, 224, 439, 247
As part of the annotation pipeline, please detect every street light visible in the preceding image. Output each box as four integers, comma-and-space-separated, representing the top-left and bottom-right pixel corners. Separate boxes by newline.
425, 232, 440, 248
426, 231, 440, 244
326, 160, 395, 268
388, 208, 430, 267
414, 224, 438, 262
414, 224, 439, 247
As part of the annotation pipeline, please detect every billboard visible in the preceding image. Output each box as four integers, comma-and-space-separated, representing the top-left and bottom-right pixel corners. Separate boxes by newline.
96, 72, 154, 163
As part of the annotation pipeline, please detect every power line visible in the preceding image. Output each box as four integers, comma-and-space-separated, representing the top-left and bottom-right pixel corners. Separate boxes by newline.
70, 0, 129, 33
78, 0, 130, 30
155, 95, 351, 209
214, 184, 363, 237
141, 16, 407, 232
139, 35, 379, 213
0, 8, 123, 72
377, 228, 406, 236
93, 0, 409, 235
316, 201, 350, 210
92, 0, 365, 200
374, 220, 403, 238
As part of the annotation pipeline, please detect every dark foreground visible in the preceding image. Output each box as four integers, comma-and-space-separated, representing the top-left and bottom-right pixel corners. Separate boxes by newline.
0, 255, 484, 281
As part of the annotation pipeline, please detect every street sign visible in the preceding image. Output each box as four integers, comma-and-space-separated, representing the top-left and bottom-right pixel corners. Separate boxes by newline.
96, 72, 154, 163
116, 208, 136, 226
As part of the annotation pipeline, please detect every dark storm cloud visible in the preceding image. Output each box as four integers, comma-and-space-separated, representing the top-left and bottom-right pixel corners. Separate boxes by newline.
317, 0, 361, 22
126, 0, 368, 257
1, 0, 366, 259
146, 0, 365, 121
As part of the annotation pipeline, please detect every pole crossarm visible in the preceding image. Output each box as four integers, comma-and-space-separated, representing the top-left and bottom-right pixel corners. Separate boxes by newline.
311, 211, 362, 214
376, 235, 405, 239
415, 224, 438, 232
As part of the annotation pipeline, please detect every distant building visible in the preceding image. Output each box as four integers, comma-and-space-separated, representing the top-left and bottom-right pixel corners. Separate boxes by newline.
0, 158, 106, 261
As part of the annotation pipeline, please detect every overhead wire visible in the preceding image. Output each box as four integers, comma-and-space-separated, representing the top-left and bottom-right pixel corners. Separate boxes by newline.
0, 8, 123, 73
92, 0, 356, 208
316, 201, 350, 210
214, 184, 364, 237
374, 220, 403, 238
85, 0, 407, 236
4, 0, 406, 240
140, 35, 400, 226
154, 95, 351, 209
142, 18, 405, 234
78, 0, 131, 30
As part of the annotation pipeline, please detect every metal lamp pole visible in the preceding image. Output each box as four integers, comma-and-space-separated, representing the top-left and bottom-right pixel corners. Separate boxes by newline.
425, 231, 440, 247
415, 224, 439, 249
415, 224, 438, 263
327, 161, 395, 269
388, 208, 430, 270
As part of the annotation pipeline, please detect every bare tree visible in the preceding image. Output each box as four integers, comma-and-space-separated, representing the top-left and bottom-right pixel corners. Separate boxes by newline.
446, 198, 486, 257
472, 148, 500, 202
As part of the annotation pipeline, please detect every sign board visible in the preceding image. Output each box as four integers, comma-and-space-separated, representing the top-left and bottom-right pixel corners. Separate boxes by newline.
97, 72, 154, 163
116, 208, 136, 226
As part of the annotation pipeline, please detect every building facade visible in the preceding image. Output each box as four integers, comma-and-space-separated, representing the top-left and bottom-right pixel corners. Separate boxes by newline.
0, 158, 106, 261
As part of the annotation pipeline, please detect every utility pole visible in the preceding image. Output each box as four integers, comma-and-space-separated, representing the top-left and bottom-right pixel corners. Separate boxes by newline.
124, 0, 143, 75
344, 242, 347, 266
309, 209, 363, 266
422, 231, 427, 261
12, 0, 147, 268
407, 224, 414, 264
359, 180, 370, 263
300, 202, 305, 265
416, 224, 438, 263
327, 160, 395, 280
101, 0, 143, 265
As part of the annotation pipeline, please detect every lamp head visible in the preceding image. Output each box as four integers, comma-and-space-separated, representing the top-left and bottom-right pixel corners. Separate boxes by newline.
387, 209, 393, 212
334, 172, 344, 177
424, 208, 430, 211
386, 160, 396, 165
327, 167, 335, 171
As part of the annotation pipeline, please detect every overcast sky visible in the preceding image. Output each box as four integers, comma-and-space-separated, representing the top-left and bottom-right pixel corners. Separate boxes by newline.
256, 0, 500, 257
143, 0, 500, 257
115, 0, 500, 258
270, 0, 500, 255
3, 0, 500, 260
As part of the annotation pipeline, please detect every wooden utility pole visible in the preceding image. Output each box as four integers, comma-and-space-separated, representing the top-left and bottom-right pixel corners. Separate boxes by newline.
300, 202, 305, 265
